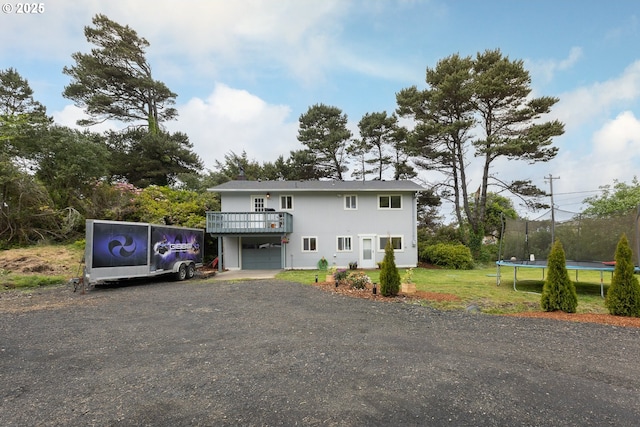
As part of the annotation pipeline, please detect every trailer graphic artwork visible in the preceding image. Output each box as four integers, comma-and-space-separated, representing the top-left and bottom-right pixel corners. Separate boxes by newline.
92, 222, 149, 268
151, 226, 203, 271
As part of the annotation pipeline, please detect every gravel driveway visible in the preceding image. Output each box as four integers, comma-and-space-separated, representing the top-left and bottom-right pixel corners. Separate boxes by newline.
1, 279, 640, 426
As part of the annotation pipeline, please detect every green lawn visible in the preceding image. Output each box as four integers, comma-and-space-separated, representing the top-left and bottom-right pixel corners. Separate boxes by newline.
276, 266, 614, 314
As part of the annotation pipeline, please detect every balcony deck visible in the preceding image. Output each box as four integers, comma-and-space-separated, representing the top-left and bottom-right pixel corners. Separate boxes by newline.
206, 211, 293, 234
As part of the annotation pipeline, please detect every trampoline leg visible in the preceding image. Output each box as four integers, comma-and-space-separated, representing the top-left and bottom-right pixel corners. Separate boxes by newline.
600, 271, 605, 298
513, 266, 518, 292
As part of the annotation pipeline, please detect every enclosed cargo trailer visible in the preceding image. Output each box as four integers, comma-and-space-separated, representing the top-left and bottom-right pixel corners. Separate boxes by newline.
84, 219, 204, 285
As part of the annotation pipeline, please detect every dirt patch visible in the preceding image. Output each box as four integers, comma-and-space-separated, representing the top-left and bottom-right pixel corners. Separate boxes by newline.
0, 284, 102, 314
0, 246, 82, 277
313, 280, 640, 329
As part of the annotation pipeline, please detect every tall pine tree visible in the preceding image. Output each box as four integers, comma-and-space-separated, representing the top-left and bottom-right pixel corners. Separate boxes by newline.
297, 104, 351, 180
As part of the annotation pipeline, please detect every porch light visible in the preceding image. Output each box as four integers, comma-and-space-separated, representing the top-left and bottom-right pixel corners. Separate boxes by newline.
266, 192, 271, 199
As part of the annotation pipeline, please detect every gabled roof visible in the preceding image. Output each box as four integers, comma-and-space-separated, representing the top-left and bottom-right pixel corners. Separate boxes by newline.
208, 180, 425, 193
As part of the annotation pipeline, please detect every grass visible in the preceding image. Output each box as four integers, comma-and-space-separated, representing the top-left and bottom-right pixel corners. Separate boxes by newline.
7, 275, 69, 289
276, 265, 614, 315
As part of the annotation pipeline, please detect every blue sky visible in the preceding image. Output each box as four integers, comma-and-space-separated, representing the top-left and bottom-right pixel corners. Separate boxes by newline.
2, 0, 640, 218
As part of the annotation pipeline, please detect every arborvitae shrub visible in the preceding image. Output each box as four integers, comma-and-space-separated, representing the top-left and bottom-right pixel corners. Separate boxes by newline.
379, 239, 400, 296
605, 234, 640, 317
422, 243, 474, 269
541, 240, 578, 313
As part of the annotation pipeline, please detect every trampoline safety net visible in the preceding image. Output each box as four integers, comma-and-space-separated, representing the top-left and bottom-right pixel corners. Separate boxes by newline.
500, 208, 640, 264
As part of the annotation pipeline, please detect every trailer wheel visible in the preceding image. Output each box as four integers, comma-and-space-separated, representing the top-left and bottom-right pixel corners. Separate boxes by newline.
187, 263, 196, 279
176, 264, 188, 281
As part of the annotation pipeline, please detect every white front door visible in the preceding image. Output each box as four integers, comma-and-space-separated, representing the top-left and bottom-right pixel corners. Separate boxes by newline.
359, 235, 376, 269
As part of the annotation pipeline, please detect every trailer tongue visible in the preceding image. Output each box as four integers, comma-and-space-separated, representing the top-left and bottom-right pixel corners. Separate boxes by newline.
84, 219, 204, 286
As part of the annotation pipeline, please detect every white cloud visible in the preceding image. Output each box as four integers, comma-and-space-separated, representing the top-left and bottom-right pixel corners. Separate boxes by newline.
168, 83, 299, 171
592, 110, 640, 163
558, 47, 583, 71
527, 47, 583, 84
524, 111, 640, 213
550, 60, 640, 131
0, 0, 350, 83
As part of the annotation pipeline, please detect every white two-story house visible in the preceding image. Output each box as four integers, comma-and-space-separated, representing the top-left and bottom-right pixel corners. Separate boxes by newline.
206, 180, 424, 271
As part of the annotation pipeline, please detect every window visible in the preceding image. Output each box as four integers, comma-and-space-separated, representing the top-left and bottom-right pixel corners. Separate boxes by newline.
344, 195, 357, 210
337, 236, 352, 252
252, 196, 265, 212
302, 236, 317, 252
280, 195, 293, 210
378, 195, 402, 209
379, 236, 403, 251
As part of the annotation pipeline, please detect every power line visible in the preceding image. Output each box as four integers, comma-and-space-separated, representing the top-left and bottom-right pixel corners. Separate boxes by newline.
553, 189, 603, 196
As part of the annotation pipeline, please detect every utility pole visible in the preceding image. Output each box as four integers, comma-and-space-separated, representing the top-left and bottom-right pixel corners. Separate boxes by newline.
545, 175, 560, 243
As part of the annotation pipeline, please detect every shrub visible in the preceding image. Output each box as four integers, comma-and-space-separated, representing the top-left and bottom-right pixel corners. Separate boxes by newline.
476, 243, 499, 264
541, 240, 578, 313
345, 271, 371, 289
605, 234, 640, 317
333, 269, 349, 283
379, 238, 400, 296
422, 243, 474, 269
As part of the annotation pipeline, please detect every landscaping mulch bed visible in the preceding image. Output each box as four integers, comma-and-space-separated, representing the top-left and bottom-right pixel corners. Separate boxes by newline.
312, 280, 640, 329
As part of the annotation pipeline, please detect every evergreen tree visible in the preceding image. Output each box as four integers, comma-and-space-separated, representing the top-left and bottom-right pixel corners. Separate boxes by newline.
63, 14, 177, 131
379, 238, 400, 296
297, 104, 351, 180
605, 234, 640, 317
351, 111, 397, 180
397, 50, 563, 242
107, 128, 202, 187
541, 240, 578, 313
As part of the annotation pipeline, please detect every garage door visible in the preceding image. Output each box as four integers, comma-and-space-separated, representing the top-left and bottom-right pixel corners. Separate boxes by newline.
241, 238, 282, 269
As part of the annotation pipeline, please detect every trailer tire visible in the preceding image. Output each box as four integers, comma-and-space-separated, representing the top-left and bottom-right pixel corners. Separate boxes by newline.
187, 263, 196, 279
176, 264, 188, 281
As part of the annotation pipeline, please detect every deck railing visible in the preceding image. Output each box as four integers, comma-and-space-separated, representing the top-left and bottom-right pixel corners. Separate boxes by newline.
206, 211, 293, 234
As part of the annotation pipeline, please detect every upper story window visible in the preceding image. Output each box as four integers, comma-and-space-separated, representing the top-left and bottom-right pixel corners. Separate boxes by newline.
378, 195, 402, 209
280, 195, 293, 210
344, 195, 357, 210
252, 196, 265, 212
